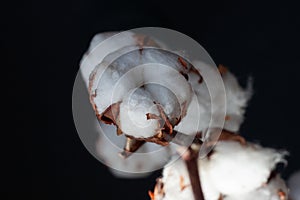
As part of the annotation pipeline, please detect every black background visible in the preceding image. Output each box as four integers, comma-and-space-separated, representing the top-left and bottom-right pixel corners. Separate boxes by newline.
2, 0, 300, 199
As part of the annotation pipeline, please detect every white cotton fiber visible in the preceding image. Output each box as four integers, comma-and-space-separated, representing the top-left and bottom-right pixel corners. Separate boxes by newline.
119, 88, 161, 138
80, 31, 137, 87
222, 70, 252, 132
201, 141, 286, 195
225, 174, 288, 200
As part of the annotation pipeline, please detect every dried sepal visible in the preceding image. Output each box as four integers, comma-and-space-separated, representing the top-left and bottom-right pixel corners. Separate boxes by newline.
218, 64, 228, 76
155, 103, 173, 135
146, 113, 161, 120
134, 34, 161, 48
98, 102, 121, 125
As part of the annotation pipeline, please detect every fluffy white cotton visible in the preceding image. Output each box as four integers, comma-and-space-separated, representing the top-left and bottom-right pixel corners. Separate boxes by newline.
288, 170, 300, 200
222, 69, 252, 132
225, 175, 288, 200
177, 62, 252, 135
153, 141, 287, 200
144, 83, 181, 124
95, 121, 173, 178
90, 47, 193, 115
90, 47, 193, 138
119, 88, 160, 138
202, 141, 286, 195
174, 94, 208, 136
80, 31, 137, 87
161, 157, 194, 200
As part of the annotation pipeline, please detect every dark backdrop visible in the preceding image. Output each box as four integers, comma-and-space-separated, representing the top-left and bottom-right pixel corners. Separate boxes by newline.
2, 0, 300, 199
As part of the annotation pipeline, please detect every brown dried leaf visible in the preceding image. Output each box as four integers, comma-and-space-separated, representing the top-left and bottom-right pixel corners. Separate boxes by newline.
100, 102, 121, 125
218, 64, 228, 76
179, 175, 188, 191
178, 57, 188, 69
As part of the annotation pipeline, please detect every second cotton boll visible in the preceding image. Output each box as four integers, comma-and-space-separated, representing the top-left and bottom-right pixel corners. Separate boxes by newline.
151, 140, 287, 200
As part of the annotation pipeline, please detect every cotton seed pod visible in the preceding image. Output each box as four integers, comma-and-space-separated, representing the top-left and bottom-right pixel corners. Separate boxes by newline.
151, 139, 288, 200
89, 46, 199, 141
78, 32, 194, 176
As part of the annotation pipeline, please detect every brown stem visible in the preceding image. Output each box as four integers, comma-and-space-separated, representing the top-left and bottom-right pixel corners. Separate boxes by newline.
182, 144, 205, 200
119, 137, 145, 158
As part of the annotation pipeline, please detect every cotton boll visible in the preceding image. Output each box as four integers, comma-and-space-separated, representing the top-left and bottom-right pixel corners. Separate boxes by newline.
152, 141, 288, 200
119, 88, 161, 138
288, 170, 300, 200
95, 121, 172, 177
224, 174, 288, 200
204, 141, 286, 195
90, 48, 193, 137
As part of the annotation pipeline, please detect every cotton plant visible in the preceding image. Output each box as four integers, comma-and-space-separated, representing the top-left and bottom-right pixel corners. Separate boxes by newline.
78, 30, 294, 199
